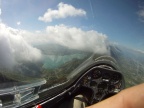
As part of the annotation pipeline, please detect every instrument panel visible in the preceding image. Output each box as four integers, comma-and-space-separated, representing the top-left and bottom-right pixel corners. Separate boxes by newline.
80, 67, 124, 104
32, 66, 125, 108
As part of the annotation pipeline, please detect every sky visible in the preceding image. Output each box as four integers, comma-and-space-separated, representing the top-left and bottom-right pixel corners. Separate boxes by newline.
1, 0, 144, 50
0, 0, 144, 61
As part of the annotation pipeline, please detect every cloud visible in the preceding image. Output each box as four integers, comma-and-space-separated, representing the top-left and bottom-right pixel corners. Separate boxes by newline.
20, 24, 109, 54
0, 23, 42, 69
0, 22, 109, 69
16, 21, 21, 25
38, 2, 86, 22
137, 7, 144, 22
46, 25, 109, 54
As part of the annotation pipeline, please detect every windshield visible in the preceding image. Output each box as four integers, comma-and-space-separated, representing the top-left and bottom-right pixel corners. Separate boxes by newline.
0, 0, 144, 107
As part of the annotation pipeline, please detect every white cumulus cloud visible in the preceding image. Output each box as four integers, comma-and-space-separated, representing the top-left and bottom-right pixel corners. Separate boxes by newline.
46, 25, 109, 54
20, 24, 109, 54
138, 7, 144, 22
0, 23, 42, 69
17, 21, 21, 25
38, 2, 86, 22
0, 22, 109, 69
